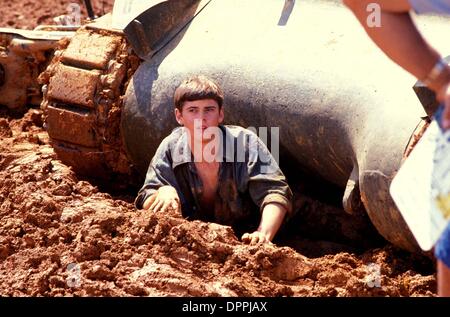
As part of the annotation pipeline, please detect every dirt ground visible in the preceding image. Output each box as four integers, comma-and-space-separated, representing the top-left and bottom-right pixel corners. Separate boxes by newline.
0, 0, 112, 29
0, 0, 438, 297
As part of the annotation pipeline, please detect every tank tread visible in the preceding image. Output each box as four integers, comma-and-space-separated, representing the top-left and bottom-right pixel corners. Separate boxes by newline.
40, 27, 140, 178
0, 33, 53, 110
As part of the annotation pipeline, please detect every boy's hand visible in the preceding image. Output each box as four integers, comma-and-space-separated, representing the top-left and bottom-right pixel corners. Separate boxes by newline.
241, 231, 272, 245
241, 202, 287, 245
143, 186, 180, 213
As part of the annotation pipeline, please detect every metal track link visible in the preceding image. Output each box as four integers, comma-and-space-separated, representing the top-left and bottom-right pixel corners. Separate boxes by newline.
40, 27, 140, 179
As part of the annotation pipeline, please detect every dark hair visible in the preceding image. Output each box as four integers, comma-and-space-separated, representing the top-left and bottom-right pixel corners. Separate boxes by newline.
174, 75, 224, 111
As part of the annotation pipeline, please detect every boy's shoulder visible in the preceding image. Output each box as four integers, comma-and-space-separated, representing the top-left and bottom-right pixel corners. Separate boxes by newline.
159, 127, 185, 145
222, 125, 259, 139
165, 126, 185, 140
155, 127, 187, 154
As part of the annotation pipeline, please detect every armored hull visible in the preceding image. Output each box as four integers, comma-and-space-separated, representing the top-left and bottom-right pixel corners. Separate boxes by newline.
122, 0, 450, 252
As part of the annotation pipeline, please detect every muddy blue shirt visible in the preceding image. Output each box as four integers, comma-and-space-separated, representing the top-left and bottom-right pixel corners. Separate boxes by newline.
409, 0, 450, 14
135, 125, 293, 231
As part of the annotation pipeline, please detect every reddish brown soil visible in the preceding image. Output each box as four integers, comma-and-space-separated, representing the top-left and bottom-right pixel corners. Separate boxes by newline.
0, 108, 437, 297
0, 0, 112, 29
0, 0, 438, 297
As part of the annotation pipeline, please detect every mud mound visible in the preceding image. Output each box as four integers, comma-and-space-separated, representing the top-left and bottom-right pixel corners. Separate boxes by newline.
0, 108, 437, 297
0, 0, 113, 30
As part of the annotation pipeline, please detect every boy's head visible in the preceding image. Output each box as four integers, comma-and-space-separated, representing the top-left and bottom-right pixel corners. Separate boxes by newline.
174, 75, 224, 111
174, 75, 225, 141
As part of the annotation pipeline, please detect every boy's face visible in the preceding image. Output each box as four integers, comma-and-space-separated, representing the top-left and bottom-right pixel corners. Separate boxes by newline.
175, 99, 224, 142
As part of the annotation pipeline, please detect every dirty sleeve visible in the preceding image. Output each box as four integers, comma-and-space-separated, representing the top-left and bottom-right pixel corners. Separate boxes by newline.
134, 138, 181, 209
245, 137, 293, 215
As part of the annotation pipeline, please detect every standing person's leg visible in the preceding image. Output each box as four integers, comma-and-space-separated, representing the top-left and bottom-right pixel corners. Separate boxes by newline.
437, 260, 450, 296
435, 224, 450, 296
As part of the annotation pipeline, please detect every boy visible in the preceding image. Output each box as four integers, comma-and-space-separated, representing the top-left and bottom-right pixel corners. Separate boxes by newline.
135, 75, 293, 245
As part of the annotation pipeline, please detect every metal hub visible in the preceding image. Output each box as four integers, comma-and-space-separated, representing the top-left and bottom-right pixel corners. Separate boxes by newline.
0, 64, 5, 87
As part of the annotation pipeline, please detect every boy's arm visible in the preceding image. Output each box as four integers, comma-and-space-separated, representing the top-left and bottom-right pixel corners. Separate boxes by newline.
141, 185, 180, 213
135, 138, 181, 212
242, 136, 293, 244
242, 202, 287, 244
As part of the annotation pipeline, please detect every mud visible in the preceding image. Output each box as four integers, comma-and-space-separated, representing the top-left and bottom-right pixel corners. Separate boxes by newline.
0, 0, 113, 30
0, 0, 438, 297
0, 108, 437, 297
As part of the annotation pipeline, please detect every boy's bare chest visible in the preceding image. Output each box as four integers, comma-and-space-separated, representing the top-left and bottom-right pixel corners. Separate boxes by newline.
195, 162, 220, 206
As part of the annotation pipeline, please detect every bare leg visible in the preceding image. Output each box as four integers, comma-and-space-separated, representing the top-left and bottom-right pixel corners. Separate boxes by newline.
437, 260, 450, 297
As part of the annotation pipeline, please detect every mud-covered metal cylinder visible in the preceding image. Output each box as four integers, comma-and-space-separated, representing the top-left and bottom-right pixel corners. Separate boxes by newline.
122, 0, 450, 252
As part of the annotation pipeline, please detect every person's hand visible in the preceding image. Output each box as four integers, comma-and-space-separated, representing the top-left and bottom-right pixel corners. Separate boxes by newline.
143, 186, 180, 213
241, 231, 272, 245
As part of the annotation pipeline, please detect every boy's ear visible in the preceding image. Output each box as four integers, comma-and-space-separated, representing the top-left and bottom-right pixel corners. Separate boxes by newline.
175, 108, 183, 125
218, 107, 224, 124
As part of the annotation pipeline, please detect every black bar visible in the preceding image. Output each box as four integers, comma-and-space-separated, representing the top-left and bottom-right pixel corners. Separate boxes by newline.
0, 297, 447, 316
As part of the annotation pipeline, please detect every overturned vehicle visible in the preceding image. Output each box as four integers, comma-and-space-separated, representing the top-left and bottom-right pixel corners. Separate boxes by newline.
1, 0, 450, 253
